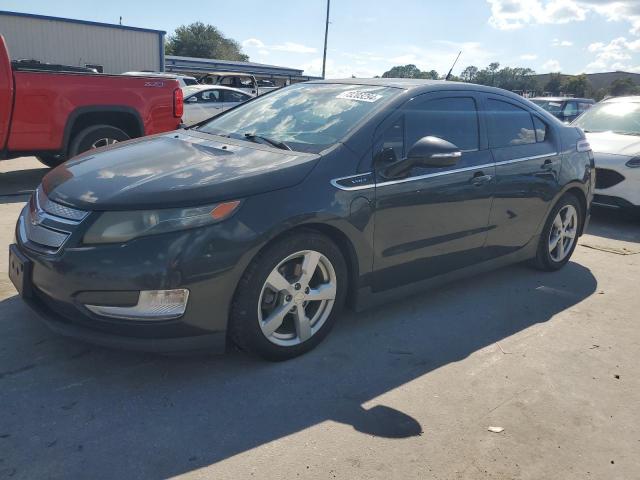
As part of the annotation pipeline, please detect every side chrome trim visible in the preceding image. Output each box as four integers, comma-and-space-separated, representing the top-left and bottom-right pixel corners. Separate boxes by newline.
330, 152, 559, 190
492, 153, 556, 167
330, 173, 375, 191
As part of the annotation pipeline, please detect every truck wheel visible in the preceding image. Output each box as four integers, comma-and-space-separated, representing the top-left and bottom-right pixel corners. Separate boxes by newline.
36, 153, 65, 168
68, 125, 129, 157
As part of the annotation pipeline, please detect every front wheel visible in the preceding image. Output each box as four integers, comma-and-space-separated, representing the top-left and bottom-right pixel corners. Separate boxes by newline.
531, 193, 583, 271
229, 231, 347, 361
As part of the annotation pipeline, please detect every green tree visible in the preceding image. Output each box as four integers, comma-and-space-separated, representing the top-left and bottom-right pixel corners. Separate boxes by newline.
544, 73, 563, 95
563, 74, 590, 98
165, 22, 248, 61
609, 77, 639, 96
381, 64, 422, 78
460, 65, 479, 82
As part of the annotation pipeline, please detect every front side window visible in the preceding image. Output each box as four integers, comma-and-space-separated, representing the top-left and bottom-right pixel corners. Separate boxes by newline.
198, 90, 221, 103
405, 97, 480, 151
198, 83, 399, 153
487, 99, 536, 148
573, 101, 640, 135
563, 102, 578, 117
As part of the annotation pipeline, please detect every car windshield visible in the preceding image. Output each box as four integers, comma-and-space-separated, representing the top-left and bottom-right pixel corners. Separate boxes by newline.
531, 100, 563, 115
197, 83, 399, 153
573, 101, 640, 135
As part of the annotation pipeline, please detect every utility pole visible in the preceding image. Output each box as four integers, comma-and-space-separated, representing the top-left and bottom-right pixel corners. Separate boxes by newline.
321, 0, 330, 79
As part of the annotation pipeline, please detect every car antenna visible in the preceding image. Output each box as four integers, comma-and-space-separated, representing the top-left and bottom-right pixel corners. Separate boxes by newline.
445, 51, 462, 81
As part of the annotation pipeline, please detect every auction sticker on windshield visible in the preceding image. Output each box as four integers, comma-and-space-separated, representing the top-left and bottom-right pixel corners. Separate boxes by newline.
336, 90, 383, 102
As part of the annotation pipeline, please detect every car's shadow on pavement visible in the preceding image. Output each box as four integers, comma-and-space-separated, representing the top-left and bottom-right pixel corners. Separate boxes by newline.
0, 261, 597, 479
587, 207, 640, 243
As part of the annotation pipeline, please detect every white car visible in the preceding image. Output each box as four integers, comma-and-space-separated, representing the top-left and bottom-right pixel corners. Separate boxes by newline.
181, 85, 253, 125
122, 71, 198, 87
574, 96, 640, 214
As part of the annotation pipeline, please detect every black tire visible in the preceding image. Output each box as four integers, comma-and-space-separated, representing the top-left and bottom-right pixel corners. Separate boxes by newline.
531, 193, 583, 271
229, 231, 348, 361
68, 125, 130, 157
36, 153, 65, 168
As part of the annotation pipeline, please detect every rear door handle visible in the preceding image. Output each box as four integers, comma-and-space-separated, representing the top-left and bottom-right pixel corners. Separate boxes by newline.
471, 171, 493, 186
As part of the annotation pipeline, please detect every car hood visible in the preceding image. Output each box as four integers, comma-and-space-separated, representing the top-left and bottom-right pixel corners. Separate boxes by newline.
43, 131, 320, 210
585, 131, 640, 157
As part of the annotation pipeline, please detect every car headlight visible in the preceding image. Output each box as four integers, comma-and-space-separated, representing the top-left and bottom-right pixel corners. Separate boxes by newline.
83, 200, 241, 244
625, 156, 640, 168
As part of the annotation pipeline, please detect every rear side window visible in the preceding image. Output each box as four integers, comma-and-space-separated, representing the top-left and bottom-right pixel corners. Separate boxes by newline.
223, 90, 250, 103
487, 99, 536, 147
405, 97, 480, 151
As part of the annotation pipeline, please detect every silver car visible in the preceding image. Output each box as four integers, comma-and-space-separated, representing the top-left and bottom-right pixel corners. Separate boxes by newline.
181, 85, 253, 126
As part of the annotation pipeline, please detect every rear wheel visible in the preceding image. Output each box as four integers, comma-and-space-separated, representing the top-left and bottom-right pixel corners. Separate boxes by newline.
68, 125, 129, 158
229, 231, 347, 361
531, 193, 583, 271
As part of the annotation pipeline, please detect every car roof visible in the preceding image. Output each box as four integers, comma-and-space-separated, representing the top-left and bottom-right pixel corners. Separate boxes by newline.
307, 78, 537, 100
530, 97, 594, 102
181, 85, 251, 96
602, 96, 640, 103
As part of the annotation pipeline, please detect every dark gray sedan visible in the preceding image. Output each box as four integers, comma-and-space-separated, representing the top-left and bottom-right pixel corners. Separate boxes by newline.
9, 79, 594, 360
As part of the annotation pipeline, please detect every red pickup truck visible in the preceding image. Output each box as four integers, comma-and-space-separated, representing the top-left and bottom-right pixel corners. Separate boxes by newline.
0, 35, 183, 167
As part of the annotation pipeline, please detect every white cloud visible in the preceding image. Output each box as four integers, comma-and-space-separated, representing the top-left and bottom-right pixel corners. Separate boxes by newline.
242, 38, 264, 48
542, 59, 562, 71
520, 53, 539, 60
487, 0, 640, 35
487, 0, 586, 30
585, 36, 640, 72
552, 38, 573, 46
242, 38, 317, 54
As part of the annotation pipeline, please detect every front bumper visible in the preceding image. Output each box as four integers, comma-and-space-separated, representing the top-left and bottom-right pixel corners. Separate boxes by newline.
11, 202, 255, 353
593, 153, 640, 208
23, 286, 226, 353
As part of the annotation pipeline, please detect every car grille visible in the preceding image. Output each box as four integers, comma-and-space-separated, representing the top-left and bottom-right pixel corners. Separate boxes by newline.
595, 168, 625, 189
18, 187, 88, 254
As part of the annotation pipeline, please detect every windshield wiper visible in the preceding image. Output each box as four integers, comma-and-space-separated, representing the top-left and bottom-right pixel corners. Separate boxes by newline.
613, 131, 640, 136
244, 133, 291, 151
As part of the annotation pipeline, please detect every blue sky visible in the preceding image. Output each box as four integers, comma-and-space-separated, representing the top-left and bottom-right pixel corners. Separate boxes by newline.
3, 0, 639, 77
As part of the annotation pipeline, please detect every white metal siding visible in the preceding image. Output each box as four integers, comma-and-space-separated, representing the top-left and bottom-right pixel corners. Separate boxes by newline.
0, 15, 161, 73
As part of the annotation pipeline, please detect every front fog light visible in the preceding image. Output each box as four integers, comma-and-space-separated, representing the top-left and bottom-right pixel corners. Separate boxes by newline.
85, 289, 189, 321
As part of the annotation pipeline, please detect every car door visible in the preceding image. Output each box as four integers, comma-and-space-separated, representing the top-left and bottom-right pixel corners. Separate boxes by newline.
371, 92, 495, 292
221, 90, 252, 111
482, 94, 561, 255
183, 89, 223, 125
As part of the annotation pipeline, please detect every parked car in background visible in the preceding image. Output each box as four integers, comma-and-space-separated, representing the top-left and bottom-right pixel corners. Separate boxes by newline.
9, 79, 594, 360
573, 96, 640, 214
0, 36, 183, 167
181, 85, 252, 125
530, 97, 595, 123
122, 71, 198, 87
199, 72, 280, 96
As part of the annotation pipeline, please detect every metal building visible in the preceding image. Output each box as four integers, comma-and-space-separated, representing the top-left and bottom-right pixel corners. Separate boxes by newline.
0, 10, 164, 74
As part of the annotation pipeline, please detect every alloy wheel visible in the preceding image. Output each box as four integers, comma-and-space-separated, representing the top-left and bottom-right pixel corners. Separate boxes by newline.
91, 138, 119, 149
258, 250, 337, 346
548, 204, 578, 262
